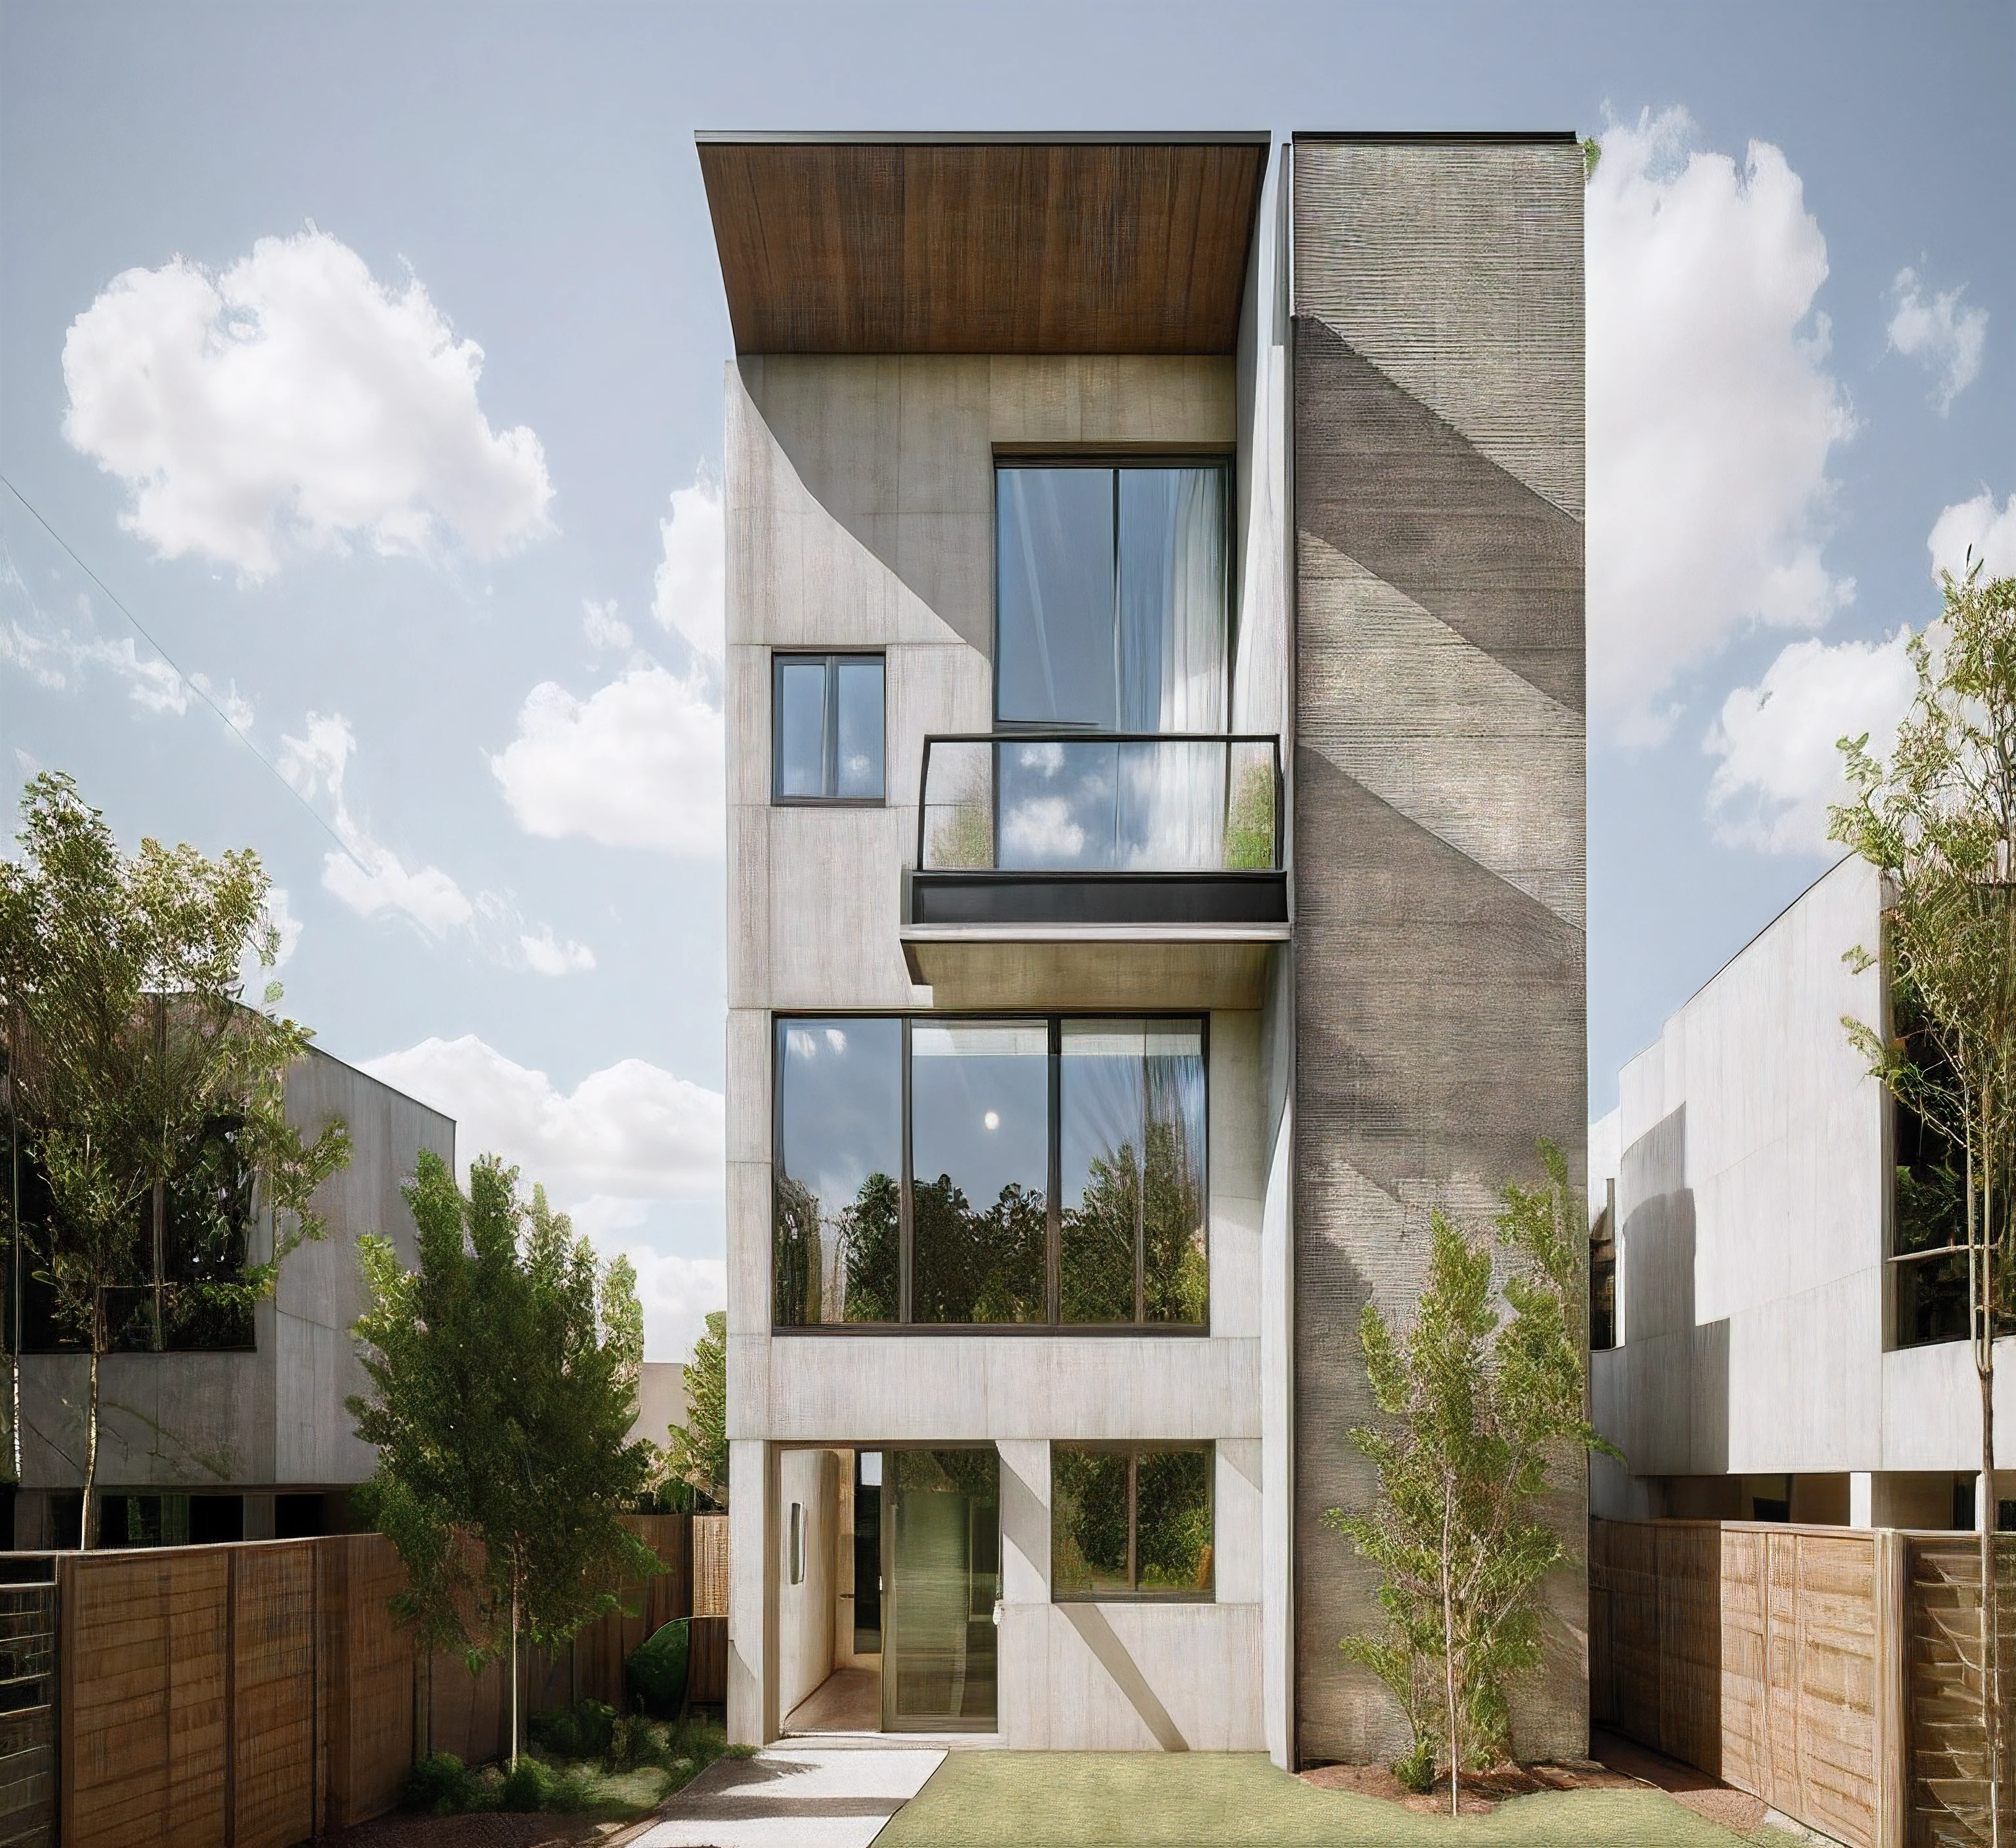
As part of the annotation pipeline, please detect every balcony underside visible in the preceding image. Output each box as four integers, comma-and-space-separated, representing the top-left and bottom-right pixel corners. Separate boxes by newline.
901, 923, 1288, 1010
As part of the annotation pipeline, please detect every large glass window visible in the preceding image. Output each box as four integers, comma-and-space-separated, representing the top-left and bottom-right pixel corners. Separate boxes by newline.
774, 1018, 902, 1324
996, 463, 1227, 734
773, 654, 885, 803
772, 1015, 1208, 1330
1051, 1443, 1213, 1601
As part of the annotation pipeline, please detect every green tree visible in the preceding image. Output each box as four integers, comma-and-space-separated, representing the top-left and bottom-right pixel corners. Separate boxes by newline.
665, 1308, 727, 1512
0, 772, 348, 1544
350, 1151, 658, 1764
1832, 560, 2016, 1843
1327, 1142, 1615, 1811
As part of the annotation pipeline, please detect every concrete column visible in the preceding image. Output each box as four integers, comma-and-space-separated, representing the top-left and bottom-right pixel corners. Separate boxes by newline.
1850, 1472, 1876, 1529
727, 1439, 774, 1745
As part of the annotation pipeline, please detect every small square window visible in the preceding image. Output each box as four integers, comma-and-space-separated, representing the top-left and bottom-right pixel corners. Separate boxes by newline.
774, 654, 885, 803
1052, 1442, 1213, 1601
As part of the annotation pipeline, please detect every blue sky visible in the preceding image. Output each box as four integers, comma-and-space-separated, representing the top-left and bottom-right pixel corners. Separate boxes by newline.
3, 1, 2011, 1355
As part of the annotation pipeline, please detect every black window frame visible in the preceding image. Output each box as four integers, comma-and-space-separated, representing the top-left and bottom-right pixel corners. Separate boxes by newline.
770, 650, 887, 806
770, 1010, 1211, 1335
1049, 1440, 1215, 1604
990, 455, 1236, 736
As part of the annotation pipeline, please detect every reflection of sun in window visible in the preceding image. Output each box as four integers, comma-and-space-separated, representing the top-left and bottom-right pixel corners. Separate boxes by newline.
983, 1111, 999, 1131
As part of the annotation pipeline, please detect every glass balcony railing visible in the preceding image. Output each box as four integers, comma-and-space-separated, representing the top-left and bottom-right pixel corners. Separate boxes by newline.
917, 733, 1282, 874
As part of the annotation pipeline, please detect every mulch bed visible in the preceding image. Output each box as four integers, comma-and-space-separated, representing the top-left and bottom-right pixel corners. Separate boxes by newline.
1298, 1731, 1768, 1828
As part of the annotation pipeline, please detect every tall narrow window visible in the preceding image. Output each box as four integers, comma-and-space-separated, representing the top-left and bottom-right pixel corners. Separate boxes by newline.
1060, 1021, 1207, 1327
995, 464, 1227, 734
774, 1018, 902, 1324
773, 654, 885, 803
910, 1022, 1048, 1324
1051, 1443, 1213, 1601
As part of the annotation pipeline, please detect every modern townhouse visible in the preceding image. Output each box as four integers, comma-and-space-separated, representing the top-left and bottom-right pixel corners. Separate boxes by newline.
702, 129, 1587, 1767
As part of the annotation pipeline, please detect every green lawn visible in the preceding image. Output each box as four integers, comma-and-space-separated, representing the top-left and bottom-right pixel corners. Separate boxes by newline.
875, 1753, 1771, 1847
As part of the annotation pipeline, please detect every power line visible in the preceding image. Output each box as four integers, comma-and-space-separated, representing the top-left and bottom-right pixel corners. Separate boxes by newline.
0, 474, 368, 875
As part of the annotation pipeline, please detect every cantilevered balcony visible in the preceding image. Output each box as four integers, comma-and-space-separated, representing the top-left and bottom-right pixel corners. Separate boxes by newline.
901, 732, 1287, 1008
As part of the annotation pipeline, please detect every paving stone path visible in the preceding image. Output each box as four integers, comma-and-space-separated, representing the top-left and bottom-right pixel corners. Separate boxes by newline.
635, 1747, 945, 1848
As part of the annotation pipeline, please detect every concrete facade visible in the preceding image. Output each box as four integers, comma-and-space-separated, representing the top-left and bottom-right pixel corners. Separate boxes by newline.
709, 132, 1586, 1768
1288, 136, 1588, 1765
12, 1043, 452, 1544
1591, 854, 2016, 1530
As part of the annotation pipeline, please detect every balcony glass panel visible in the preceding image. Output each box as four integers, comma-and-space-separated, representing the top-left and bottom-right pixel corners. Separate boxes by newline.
919, 735, 1279, 873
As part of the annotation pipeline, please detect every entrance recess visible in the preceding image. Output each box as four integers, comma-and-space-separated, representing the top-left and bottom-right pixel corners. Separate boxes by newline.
883, 1448, 1000, 1731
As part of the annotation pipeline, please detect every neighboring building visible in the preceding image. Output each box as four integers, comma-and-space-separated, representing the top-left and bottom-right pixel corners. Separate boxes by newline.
701, 131, 1586, 1765
7, 1044, 452, 1548
1591, 854, 1998, 1533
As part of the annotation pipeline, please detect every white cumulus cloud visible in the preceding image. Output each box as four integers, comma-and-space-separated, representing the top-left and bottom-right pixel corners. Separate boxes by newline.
520, 925, 596, 976
62, 228, 552, 579
490, 663, 723, 854
582, 599, 631, 652
653, 472, 724, 662
1888, 268, 1989, 415
1587, 108, 1858, 742
1704, 631, 1918, 854
362, 1033, 724, 1205
1929, 490, 2016, 583
279, 711, 474, 937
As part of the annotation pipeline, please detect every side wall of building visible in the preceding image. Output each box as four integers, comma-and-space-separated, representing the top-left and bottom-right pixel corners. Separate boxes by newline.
16, 1047, 450, 1505
1290, 136, 1588, 1764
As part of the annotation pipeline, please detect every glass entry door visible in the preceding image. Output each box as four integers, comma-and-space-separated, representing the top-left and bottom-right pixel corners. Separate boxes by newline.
883, 1448, 999, 1731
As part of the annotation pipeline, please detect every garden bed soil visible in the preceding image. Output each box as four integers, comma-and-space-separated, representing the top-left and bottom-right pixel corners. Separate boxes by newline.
321, 1811, 656, 1848
1298, 1732, 1768, 1832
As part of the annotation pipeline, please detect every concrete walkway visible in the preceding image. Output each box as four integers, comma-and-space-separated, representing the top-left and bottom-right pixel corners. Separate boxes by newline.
637, 1746, 945, 1848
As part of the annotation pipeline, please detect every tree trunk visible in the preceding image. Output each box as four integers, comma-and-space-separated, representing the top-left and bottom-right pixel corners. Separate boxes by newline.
1976, 1135, 2002, 1848
1443, 1488, 1460, 1819
80, 1343, 100, 1553
511, 1571, 521, 1768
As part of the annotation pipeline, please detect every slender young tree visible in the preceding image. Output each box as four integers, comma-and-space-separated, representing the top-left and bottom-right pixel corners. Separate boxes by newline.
1832, 560, 2016, 1845
1328, 1142, 1616, 1813
665, 1309, 728, 1512
0, 773, 347, 1545
352, 1152, 658, 1764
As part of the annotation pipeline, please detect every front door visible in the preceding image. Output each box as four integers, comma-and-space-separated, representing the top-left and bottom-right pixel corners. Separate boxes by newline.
882, 1448, 999, 1731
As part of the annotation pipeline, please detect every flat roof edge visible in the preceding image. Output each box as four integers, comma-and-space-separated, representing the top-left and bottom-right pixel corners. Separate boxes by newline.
696, 129, 1273, 147
1292, 130, 1579, 145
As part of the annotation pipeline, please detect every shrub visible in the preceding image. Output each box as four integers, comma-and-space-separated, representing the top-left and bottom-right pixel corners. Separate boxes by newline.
610, 1712, 669, 1769
529, 1698, 616, 1762
1392, 1738, 1437, 1794
500, 1759, 545, 1813
626, 1618, 691, 1717
404, 1752, 480, 1815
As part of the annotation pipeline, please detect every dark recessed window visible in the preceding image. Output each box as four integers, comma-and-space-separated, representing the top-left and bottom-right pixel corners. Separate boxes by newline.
995, 463, 1228, 733
774, 654, 885, 803
1052, 1443, 1213, 1601
772, 1015, 1209, 1332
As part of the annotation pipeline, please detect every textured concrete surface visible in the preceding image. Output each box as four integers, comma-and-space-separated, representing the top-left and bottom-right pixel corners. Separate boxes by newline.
1290, 136, 1588, 1767
640, 1748, 944, 1848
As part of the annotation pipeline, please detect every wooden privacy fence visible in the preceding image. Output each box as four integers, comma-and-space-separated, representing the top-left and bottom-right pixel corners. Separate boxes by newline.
1591, 1519, 2016, 1848
49, 1515, 693, 1848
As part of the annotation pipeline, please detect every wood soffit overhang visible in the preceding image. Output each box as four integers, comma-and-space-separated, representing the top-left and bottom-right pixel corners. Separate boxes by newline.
696, 135, 1270, 356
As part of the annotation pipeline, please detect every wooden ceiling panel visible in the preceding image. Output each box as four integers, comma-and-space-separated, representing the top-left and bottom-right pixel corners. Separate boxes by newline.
698, 138, 1267, 355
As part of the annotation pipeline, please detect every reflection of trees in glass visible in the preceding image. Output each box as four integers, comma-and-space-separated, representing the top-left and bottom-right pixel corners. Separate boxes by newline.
1052, 1448, 1129, 1595
1136, 1449, 1212, 1591
838, 1171, 900, 1323
928, 803, 994, 870
772, 1173, 822, 1326
1222, 758, 1276, 870
912, 1175, 1044, 1324
1051, 1444, 1211, 1598
1061, 1087, 1206, 1326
